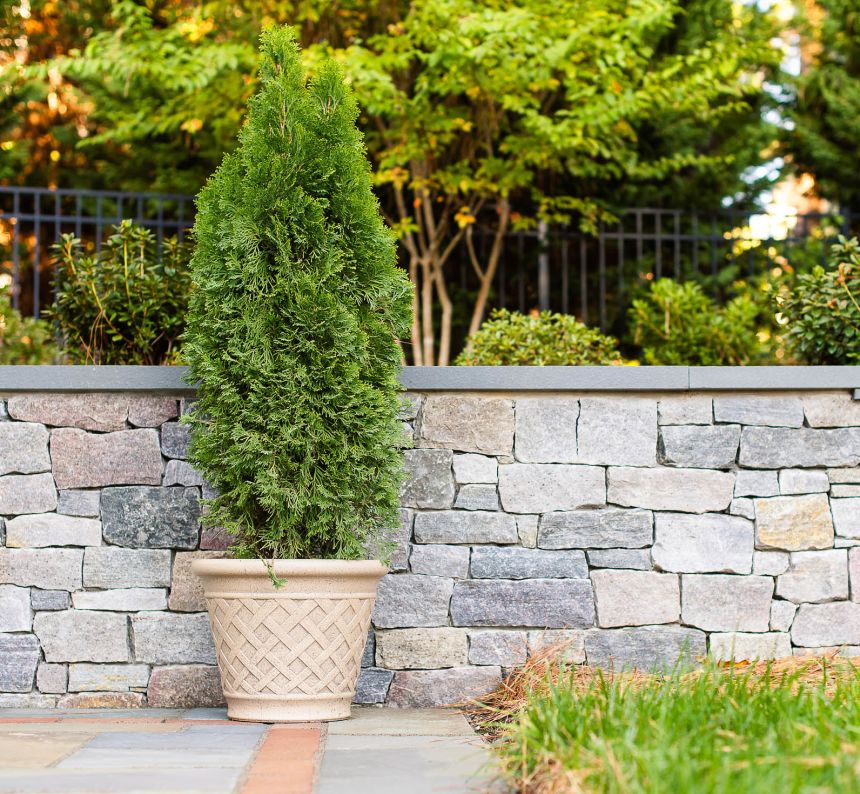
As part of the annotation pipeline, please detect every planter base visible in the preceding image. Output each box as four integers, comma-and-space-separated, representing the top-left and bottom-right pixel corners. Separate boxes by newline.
192, 559, 387, 723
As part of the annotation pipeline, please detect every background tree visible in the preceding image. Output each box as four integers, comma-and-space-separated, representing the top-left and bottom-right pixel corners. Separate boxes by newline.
783, 0, 860, 208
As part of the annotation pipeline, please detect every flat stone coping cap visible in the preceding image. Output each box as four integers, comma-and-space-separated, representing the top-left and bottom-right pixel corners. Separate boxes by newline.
0, 365, 858, 394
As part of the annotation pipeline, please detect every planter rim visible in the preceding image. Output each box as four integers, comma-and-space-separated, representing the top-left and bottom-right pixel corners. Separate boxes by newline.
191, 558, 388, 578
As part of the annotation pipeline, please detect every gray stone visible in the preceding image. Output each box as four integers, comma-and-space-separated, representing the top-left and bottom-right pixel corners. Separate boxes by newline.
51, 428, 163, 489
755, 494, 834, 550
409, 544, 469, 578
713, 396, 804, 427
101, 486, 200, 549
771, 600, 798, 632
376, 628, 468, 669
471, 547, 588, 579
353, 668, 393, 705
413, 511, 517, 544
452, 454, 497, 484
803, 394, 860, 428
836, 537, 860, 548
36, 663, 67, 694
399, 393, 422, 421
387, 666, 502, 708
163, 460, 204, 487
539, 508, 653, 550
0, 585, 31, 631
0, 400, 6, 421
833, 485, 860, 497
468, 631, 528, 666
499, 464, 605, 513
0, 422, 50, 475
832, 498, 860, 539
127, 396, 178, 428
791, 601, 860, 647
658, 396, 713, 426
514, 397, 578, 463
369, 508, 411, 573
72, 589, 168, 611
652, 513, 754, 574
0, 473, 57, 514
0, 548, 83, 590
400, 449, 455, 509
5, 513, 101, 548
734, 470, 779, 497
516, 515, 539, 548
753, 551, 790, 576
147, 665, 224, 708
7, 393, 128, 432
451, 579, 595, 628
0, 516, 4, 545
607, 467, 734, 513
168, 551, 225, 612
585, 626, 706, 671
454, 484, 499, 511
779, 469, 830, 494
592, 569, 679, 627
67, 663, 150, 692
56, 489, 100, 517
852, 547, 860, 603
739, 427, 860, 468
586, 548, 652, 570
660, 425, 740, 469
0, 634, 39, 692
418, 396, 514, 456
161, 422, 190, 459
30, 589, 70, 611
83, 547, 172, 589
709, 632, 792, 662
131, 612, 216, 664
577, 398, 657, 466
361, 631, 375, 667
372, 575, 454, 628
828, 468, 860, 484
34, 610, 129, 662
775, 550, 849, 604
0, 693, 58, 708
527, 630, 587, 663
730, 498, 755, 519
681, 575, 773, 632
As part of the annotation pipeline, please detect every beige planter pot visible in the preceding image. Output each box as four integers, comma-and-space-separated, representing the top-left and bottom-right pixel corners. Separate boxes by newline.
191, 558, 386, 723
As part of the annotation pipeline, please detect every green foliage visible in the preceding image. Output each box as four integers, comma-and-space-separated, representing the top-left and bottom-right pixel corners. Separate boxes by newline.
489, 659, 860, 793
629, 278, 762, 365
455, 309, 621, 366
183, 28, 412, 563
784, 0, 860, 207
776, 236, 860, 364
0, 287, 58, 364
52, 220, 191, 364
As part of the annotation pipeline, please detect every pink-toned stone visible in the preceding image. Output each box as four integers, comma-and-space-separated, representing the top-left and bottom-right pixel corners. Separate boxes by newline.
146, 665, 225, 708
7, 394, 127, 432
168, 551, 226, 612
51, 428, 163, 489
127, 396, 179, 428
851, 548, 860, 603
57, 692, 145, 709
200, 526, 231, 551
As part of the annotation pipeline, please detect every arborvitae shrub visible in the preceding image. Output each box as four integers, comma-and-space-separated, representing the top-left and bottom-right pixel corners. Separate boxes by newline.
183, 28, 412, 561
456, 309, 621, 366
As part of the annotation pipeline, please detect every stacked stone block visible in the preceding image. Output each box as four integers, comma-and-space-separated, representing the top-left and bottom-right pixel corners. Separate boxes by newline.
1, 388, 859, 709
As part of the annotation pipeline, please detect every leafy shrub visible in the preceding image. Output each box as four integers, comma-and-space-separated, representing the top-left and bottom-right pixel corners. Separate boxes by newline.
629, 278, 761, 365
456, 309, 621, 366
52, 221, 191, 364
776, 236, 860, 364
0, 286, 59, 364
183, 28, 412, 562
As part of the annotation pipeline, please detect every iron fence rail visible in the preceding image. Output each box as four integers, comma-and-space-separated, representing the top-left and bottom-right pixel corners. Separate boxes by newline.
0, 186, 854, 331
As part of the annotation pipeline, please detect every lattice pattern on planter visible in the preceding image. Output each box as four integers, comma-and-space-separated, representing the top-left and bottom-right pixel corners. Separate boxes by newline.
206, 597, 373, 697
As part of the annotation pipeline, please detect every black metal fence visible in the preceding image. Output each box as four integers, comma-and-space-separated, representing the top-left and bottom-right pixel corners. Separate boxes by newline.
1, 186, 854, 332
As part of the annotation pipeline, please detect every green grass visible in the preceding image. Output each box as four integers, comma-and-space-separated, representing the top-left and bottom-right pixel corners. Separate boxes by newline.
478, 657, 860, 794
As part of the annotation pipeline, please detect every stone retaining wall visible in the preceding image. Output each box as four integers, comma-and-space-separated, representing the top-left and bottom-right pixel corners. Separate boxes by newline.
1, 379, 859, 709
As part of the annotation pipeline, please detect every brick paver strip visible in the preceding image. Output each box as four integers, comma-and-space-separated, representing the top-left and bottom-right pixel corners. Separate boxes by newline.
240, 726, 323, 794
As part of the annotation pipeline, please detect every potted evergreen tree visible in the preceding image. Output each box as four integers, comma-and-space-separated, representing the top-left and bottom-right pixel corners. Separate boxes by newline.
186, 27, 411, 723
